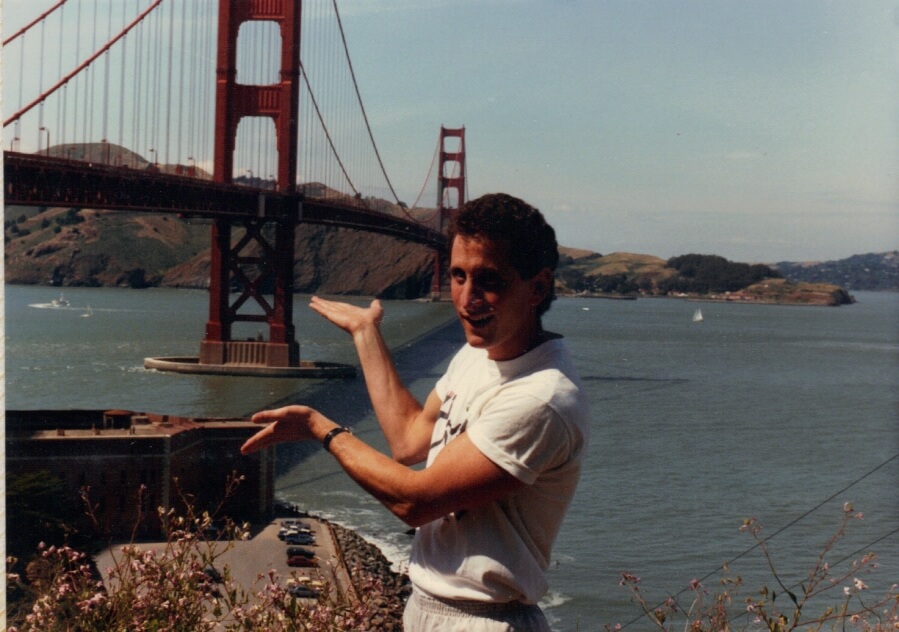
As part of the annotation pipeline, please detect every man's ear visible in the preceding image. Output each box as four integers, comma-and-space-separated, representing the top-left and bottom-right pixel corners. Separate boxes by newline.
530, 268, 553, 306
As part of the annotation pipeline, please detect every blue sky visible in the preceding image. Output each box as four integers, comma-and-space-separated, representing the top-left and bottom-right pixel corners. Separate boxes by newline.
336, 0, 898, 262
4, 0, 897, 262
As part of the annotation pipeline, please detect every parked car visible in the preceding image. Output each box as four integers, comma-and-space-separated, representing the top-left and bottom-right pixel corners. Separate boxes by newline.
278, 526, 313, 540
288, 583, 319, 598
204, 564, 223, 583
281, 519, 311, 529
287, 555, 319, 568
285, 533, 315, 545
287, 546, 316, 558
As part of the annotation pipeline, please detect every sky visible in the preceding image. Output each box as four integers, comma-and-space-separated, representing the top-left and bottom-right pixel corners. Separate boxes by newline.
335, 0, 899, 263
3, 0, 898, 263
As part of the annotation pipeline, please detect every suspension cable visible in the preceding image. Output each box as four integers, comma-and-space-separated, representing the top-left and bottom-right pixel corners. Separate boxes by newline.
618, 451, 899, 629
409, 132, 442, 219
330, 0, 400, 204
2, 0, 69, 47
4, 0, 164, 129
299, 61, 358, 196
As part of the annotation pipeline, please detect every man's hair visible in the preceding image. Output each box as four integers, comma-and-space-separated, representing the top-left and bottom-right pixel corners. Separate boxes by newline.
448, 193, 559, 316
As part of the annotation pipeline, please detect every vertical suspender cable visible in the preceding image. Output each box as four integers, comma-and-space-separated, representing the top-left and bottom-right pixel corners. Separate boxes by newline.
56, 3, 65, 146
152, 5, 162, 165
15, 36, 25, 150
119, 3, 127, 154
133, 0, 141, 159
38, 19, 46, 150
178, 0, 187, 169
102, 0, 112, 160
87, 0, 98, 147
164, 0, 174, 165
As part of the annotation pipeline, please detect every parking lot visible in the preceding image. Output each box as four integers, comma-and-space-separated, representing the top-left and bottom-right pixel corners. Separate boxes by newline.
95, 515, 352, 604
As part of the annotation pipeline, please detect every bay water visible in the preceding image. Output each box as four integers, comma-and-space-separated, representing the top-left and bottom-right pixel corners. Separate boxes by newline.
5, 285, 897, 630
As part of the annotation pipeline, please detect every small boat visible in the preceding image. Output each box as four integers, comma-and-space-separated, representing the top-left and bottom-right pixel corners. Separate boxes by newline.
51, 294, 70, 307
81, 305, 93, 318
692, 308, 704, 323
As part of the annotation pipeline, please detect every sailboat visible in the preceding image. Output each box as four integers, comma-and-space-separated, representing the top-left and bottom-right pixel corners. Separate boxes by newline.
692, 308, 703, 323
81, 305, 93, 318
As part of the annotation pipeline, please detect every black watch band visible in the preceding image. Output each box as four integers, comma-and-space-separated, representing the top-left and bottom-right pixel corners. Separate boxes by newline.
322, 427, 350, 452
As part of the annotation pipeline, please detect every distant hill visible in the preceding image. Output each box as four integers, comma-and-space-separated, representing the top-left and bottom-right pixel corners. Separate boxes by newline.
3, 206, 435, 298
773, 252, 898, 291
556, 248, 854, 305
4, 194, 868, 305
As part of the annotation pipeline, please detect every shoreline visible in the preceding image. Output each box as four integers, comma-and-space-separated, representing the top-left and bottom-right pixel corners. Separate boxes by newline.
266, 314, 465, 613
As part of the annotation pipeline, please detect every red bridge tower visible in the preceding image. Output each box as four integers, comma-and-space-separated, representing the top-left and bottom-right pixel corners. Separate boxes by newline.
200, 0, 301, 368
432, 126, 466, 298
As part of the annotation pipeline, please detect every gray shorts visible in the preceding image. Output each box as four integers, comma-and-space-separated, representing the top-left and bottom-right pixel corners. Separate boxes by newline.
403, 588, 551, 632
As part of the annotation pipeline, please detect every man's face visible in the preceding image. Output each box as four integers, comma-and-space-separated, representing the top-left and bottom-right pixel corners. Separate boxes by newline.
449, 235, 548, 361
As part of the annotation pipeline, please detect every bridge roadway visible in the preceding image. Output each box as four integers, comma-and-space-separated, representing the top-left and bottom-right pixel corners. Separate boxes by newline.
4, 152, 447, 250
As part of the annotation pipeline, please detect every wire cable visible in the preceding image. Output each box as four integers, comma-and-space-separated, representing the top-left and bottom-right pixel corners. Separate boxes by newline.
331, 0, 400, 204
618, 451, 899, 629
299, 61, 358, 196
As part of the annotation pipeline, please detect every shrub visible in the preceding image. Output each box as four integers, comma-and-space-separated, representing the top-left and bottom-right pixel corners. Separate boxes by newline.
608, 504, 898, 631
7, 475, 399, 631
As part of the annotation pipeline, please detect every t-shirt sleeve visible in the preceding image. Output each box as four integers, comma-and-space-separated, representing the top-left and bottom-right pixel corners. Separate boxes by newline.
466, 391, 573, 486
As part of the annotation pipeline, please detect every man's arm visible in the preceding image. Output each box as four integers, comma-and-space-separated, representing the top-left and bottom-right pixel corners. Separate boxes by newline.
308, 296, 436, 463
241, 405, 523, 527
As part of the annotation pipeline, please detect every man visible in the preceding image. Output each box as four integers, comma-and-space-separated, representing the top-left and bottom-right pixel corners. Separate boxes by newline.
241, 193, 590, 631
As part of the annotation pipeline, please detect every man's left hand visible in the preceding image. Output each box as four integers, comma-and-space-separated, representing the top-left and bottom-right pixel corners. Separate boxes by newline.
240, 405, 329, 455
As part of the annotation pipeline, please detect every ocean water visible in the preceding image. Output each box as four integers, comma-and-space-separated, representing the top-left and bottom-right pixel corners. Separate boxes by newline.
5, 285, 898, 630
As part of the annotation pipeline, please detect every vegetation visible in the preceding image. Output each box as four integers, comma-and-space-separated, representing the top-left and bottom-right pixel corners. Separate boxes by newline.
8, 489, 895, 630
6, 477, 399, 631
659, 254, 781, 295
6, 472, 84, 559
555, 251, 790, 299
775, 252, 899, 292
608, 505, 897, 631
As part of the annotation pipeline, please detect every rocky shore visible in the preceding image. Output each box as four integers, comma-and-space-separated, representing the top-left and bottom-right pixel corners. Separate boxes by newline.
329, 521, 412, 631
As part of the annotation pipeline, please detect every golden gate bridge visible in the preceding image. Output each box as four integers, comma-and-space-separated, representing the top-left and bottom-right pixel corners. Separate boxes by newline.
4, 0, 467, 375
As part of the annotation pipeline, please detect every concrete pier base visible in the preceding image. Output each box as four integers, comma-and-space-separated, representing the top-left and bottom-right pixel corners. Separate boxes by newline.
144, 356, 355, 378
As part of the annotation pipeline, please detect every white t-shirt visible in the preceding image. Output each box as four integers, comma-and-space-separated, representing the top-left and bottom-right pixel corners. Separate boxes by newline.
408, 338, 591, 605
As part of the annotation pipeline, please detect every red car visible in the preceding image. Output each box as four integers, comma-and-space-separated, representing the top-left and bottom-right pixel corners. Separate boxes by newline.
287, 556, 318, 568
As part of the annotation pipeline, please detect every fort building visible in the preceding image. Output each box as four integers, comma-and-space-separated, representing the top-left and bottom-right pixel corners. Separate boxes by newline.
6, 409, 274, 539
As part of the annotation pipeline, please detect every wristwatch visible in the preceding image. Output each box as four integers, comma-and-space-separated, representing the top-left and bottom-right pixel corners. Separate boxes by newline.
322, 426, 351, 452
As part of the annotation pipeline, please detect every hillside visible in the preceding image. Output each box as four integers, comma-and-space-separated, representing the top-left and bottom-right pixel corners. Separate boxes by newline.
4, 205, 861, 306
773, 252, 898, 291
4, 206, 435, 298
556, 248, 853, 306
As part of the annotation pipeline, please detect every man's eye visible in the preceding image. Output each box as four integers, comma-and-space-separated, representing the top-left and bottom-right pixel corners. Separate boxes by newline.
478, 274, 506, 291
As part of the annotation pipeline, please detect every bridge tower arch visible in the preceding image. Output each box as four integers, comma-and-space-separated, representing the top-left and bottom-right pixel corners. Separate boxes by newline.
432, 126, 466, 298
200, 0, 302, 368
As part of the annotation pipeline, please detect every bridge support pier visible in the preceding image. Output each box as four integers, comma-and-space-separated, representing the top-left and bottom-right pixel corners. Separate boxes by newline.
200, 214, 300, 368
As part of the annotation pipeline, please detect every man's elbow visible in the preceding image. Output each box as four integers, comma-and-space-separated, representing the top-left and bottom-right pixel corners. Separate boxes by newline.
392, 502, 436, 529
391, 447, 427, 467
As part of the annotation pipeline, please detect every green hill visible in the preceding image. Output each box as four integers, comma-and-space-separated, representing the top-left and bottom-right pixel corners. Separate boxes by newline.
4, 203, 857, 305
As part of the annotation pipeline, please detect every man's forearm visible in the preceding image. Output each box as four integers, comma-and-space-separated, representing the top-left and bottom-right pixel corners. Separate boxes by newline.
352, 322, 432, 464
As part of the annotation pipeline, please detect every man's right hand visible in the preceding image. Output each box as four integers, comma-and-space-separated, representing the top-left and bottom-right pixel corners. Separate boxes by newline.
309, 296, 384, 336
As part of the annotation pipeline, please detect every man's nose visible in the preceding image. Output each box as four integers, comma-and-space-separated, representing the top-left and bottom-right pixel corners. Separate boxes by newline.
464, 285, 489, 311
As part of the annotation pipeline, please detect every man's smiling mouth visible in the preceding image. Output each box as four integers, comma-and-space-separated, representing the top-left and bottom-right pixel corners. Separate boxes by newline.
466, 314, 494, 328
